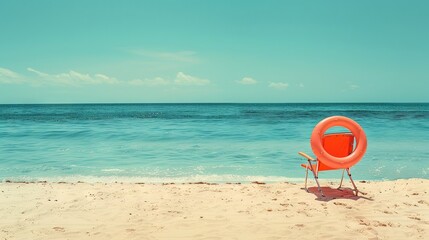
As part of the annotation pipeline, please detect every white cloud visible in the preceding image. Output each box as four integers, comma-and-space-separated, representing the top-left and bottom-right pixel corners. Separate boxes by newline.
2, 67, 211, 89
174, 72, 210, 86
268, 82, 289, 90
342, 82, 360, 92
132, 50, 199, 63
0, 67, 20, 78
129, 72, 210, 87
238, 77, 257, 85
0, 67, 23, 83
27, 68, 49, 78
27, 68, 119, 86
129, 77, 170, 86
94, 74, 118, 84
349, 84, 359, 90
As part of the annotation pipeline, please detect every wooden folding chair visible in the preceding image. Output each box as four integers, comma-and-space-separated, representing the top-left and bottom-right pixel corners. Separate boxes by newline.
299, 133, 359, 197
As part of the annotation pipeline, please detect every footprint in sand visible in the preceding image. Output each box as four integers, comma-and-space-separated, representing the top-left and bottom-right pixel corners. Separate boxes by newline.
52, 227, 65, 232
358, 219, 370, 226
332, 202, 353, 209
280, 203, 292, 207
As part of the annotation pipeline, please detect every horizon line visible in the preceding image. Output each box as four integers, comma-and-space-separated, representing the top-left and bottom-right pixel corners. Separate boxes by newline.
1, 102, 428, 105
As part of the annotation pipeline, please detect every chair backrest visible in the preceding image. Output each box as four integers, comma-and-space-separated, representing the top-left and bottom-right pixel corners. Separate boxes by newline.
318, 133, 355, 171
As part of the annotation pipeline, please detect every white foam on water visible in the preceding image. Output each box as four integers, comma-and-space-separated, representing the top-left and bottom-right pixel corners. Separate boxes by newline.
100, 168, 125, 172
1, 174, 309, 183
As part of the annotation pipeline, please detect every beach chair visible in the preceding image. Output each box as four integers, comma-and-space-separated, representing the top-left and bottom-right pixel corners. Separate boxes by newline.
299, 132, 359, 197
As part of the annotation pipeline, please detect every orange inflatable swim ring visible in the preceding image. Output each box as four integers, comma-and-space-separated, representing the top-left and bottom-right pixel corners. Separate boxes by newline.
310, 116, 367, 169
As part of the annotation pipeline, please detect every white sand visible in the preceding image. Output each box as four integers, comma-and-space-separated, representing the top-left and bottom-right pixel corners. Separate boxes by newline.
0, 179, 428, 239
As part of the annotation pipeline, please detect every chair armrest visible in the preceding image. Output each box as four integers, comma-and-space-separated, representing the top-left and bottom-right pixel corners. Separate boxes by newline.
298, 152, 315, 161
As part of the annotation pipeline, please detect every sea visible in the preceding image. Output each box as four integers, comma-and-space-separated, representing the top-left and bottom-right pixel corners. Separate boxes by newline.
0, 103, 428, 183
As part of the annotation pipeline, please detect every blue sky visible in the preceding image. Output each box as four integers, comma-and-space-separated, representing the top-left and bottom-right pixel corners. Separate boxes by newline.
0, 0, 428, 103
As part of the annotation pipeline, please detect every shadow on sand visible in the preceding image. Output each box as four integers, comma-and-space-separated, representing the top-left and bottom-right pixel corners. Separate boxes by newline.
305, 186, 373, 201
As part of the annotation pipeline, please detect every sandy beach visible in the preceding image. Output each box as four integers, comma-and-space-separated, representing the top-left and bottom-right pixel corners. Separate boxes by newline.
0, 179, 428, 240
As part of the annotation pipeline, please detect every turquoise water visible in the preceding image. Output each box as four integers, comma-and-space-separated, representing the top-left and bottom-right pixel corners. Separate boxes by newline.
0, 103, 428, 182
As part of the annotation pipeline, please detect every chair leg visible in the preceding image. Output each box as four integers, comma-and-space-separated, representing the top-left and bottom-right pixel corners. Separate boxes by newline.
308, 163, 324, 197
338, 169, 345, 189
304, 166, 309, 192
346, 168, 358, 196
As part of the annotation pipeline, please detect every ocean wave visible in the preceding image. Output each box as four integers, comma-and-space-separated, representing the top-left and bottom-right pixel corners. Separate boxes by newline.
1, 103, 428, 122
1, 174, 306, 183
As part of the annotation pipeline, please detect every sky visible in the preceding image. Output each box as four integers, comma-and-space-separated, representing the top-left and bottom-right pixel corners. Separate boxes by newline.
0, 0, 428, 103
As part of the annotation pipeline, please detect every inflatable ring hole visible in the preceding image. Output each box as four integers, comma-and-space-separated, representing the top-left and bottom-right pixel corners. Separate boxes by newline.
324, 126, 356, 154
324, 126, 351, 135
